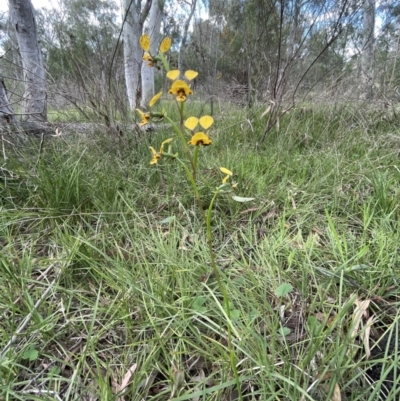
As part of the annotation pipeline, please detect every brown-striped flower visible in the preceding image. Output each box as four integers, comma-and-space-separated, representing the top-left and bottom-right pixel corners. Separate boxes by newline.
188, 133, 212, 146
149, 138, 173, 164
166, 70, 198, 102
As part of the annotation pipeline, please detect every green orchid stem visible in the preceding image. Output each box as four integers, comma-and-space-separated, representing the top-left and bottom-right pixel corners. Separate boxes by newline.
179, 100, 185, 127
207, 191, 239, 393
176, 158, 200, 199
193, 146, 199, 175
167, 122, 239, 398
157, 53, 170, 72
164, 115, 196, 179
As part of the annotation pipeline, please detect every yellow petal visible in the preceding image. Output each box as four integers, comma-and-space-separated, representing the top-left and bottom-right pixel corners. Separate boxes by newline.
185, 70, 198, 80
199, 116, 214, 130
140, 34, 151, 51
136, 109, 150, 125
149, 91, 162, 107
222, 175, 230, 184
167, 70, 180, 80
160, 138, 174, 153
143, 51, 152, 61
136, 108, 145, 118
159, 37, 172, 53
149, 146, 161, 164
188, 132, 212, 146
220, 167, 233, 176
185, 117, 199, 131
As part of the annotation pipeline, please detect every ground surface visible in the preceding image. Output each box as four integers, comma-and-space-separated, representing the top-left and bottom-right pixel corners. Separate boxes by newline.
0, 103, 399, 400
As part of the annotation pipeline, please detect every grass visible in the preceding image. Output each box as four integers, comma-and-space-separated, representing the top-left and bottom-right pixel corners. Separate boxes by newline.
1, 102, 400, 400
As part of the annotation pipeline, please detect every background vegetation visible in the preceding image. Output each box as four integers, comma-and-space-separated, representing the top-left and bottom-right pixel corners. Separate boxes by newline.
0, 0, 400, 399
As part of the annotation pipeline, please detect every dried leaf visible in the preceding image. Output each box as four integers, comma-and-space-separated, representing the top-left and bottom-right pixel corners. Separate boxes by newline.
179, 229, 191, 251
111, 363, 138, 400
290, 239, 304, 250
260, 105, 271, 118
291, 195, 296, 209
232, 196, 255, 203
264, 209, 277, 219
364, 315, 377, 358
169, 363, 185, 400
240, 207, 259, 215
331, 383, 341, 401
119, 364, 137, 392
191, 369, 206, 401
351, 298, 370, 338
52, 127, 62, 137
312, 226, 324, 236
314, 312, 327, 322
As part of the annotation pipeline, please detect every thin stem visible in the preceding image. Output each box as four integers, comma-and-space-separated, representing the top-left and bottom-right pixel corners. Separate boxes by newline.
164, 115, 196, 177
157, 53, 170, 72
206, 192, 239, 392
176, 158, 200, 200
193, 146, 199, 181
179, 100, 185, 128
166, 118, 239, 396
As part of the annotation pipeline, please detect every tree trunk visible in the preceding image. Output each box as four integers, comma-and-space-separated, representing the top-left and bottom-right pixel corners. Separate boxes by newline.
123, 0, 152, 110
140, 0, 164, 108
361, 0, 375, 99
8, 0, 47, 121
178, 0, 197, 72
0, 76, 18, 126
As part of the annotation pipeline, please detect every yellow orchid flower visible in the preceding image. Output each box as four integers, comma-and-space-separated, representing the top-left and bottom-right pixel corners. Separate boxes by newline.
220, 167, 233, 184
169, 80, 193, 102
136, 109, 151, 126
136, 92, 163, 126
149, 138, 174, 164
188, 133, 212, 146
143, 51, 154, 67
166, 70, 198, 101
140, 35, 172, 68
149, 146, 161, 164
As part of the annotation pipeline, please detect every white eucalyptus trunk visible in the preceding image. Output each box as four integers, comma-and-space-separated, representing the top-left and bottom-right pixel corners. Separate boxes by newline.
8, 0, 46, 121
361, 0, 375, 99
123, 0, 146, 110
141, 0, 164, 108
0, 75, 18, 125
177, 0, 197, 73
